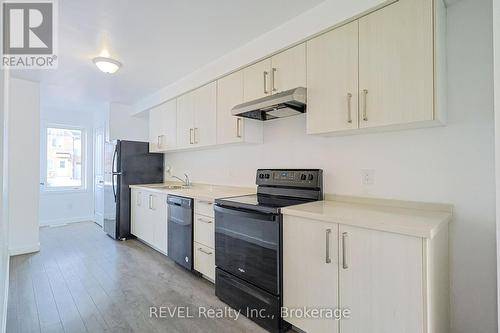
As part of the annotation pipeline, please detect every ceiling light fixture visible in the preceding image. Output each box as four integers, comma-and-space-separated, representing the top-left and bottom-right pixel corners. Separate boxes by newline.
93, 56, 122, 74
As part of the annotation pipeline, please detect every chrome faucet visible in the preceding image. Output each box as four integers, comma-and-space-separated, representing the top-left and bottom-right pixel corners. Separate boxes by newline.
171, 173, 191, 187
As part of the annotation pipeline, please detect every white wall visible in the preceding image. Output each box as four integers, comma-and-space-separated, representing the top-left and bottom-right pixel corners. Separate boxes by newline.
8, 78, 40, 256
39, 109, 95, 226
162, 0, 497, 331
109, 103, 148, 142
0, 70, 9, 333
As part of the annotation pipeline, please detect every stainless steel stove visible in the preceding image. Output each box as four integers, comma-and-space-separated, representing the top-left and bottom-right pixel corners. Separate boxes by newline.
214, 169, 323, 333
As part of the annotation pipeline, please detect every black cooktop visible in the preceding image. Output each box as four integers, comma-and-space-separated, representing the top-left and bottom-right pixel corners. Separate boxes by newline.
215, 194, 314, 214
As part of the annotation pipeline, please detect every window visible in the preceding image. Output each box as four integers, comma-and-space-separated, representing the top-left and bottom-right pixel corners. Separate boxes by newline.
44, 127, 85, 190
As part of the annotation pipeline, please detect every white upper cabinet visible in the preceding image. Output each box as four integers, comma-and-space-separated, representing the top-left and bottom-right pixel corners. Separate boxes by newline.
243, 58, 272, 102
306, 0, 443, 135
217, 71, 263, 145
176, 91, 195, 149
358, 0, 434, 128
176, 82, 217, 149
217, 71, 245, 144
270, 43, 306, 94
243, 44, 306, 103
193, 82, 217, 147
307, 21, 359, 134
149, 99, 177, 152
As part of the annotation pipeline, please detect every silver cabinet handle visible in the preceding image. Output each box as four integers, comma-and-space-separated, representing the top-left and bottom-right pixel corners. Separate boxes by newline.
263, 71, 269, 94
148, 195, 154, 210
347, 93, 353, 124
193, 128, 198, 144
342, 232, 349, 269
236, 118, 242, 138
325, 228, 332, 264
362, 89, 368, 121
189, 128, 194, 144
157, 135, 161, 148
271, 67, 277, 92
198, 247, 212, 255
198, 217, 213, 224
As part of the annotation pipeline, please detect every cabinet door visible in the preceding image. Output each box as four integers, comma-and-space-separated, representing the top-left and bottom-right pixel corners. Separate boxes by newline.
176, 92, 195, 148
149, 105, 164, 152
150, 193, 167, 253
162, 99, 177, 150
193, 82, 217, 147
339, 225, 424, 333
307, 21, 359, 134
270, 43, 306, 94
283, 216, 339, 333
149, 99, 177, 152
130, 189, 142, 237
358, 0, 433, 128
142, 192, 156, 245
217, 71, 244, 144
243, 58, 272, 102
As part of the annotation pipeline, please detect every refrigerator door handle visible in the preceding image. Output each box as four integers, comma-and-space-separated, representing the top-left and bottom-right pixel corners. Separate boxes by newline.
112, 145, 118, 203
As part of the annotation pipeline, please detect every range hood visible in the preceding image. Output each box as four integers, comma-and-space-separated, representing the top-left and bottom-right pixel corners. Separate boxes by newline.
231, 87, 306, 121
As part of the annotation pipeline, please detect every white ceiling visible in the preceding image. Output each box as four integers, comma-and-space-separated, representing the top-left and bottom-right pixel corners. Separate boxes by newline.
11, 0, 325, 113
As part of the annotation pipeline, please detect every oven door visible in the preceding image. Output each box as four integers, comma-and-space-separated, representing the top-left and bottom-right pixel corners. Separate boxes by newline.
214, 204, 280, 295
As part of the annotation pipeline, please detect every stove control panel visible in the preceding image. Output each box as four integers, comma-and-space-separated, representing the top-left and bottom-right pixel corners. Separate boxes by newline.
256, 169, 323, 188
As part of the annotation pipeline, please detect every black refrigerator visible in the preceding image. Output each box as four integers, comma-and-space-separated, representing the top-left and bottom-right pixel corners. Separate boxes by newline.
103, 140, 164, 240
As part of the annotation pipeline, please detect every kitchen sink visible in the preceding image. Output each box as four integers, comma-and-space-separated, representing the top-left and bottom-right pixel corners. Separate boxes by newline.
160, 185, 184, 189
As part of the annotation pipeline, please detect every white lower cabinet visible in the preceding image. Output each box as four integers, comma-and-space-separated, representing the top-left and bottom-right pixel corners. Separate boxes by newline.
194, 242, 215, 281
283, 215, 448, 333
283, 218, 339, 333
193, 200, 216, 282
131, 188, 168, 254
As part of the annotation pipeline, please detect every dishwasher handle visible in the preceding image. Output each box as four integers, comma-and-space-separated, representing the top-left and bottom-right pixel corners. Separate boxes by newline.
167, 195, 192, 207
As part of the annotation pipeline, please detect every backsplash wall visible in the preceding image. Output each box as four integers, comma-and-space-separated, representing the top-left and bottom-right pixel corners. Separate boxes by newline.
163, 1, 497, 332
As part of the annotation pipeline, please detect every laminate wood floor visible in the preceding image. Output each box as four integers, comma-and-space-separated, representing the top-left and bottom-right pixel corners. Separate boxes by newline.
6, 221, 268, 333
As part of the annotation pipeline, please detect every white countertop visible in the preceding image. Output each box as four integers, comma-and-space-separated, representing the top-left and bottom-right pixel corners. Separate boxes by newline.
129, 182, 255, 201
282, 198, 452, 239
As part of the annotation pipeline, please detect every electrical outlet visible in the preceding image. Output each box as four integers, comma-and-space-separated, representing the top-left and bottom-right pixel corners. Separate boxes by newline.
361, 169, 375, 185
165, 165, 172, 177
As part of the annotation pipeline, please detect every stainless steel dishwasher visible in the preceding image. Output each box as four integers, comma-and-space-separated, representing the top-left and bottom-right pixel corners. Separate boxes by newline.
167, 195, 194, 270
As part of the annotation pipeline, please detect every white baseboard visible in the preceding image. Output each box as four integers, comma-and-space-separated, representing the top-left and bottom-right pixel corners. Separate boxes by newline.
8, 243, 40, 256
1, 257, 9, 333
39, 216, 95, 227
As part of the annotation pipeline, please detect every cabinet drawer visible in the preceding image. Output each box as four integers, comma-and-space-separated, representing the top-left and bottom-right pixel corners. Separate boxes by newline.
194, 242, 215, 281
194, 214, 214, 248
195, 199, 214, 217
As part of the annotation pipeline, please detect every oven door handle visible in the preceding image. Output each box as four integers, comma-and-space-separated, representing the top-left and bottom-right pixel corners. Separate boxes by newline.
214, 205, 278, 221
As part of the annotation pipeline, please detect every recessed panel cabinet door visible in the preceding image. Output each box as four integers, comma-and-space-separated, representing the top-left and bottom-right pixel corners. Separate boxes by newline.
307, 21, 359, 134
339, 225, 424, 333
243, 58, 272, 102
283, 216, 339, 333
270, 43, 306, 94
217, 71, 244, 144
176, 92, 195, 148
358, 0, 434, 128
193, 82, 217, 147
